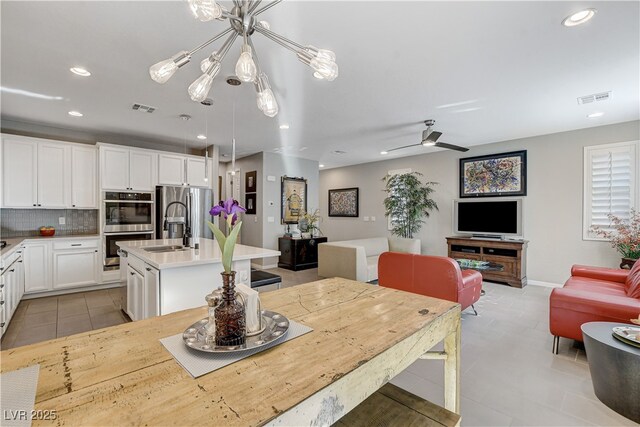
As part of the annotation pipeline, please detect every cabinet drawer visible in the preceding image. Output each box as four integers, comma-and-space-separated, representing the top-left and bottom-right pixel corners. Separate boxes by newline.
53, 239, 98, 250
128, 254, 145, 275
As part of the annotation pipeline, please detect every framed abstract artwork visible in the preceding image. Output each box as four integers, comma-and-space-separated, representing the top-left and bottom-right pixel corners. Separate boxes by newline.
328, 188, 359, 217
281, 176, 307, 224
245, 193, 257, 215
460, 150, 527, 198
245, 171, 257, 193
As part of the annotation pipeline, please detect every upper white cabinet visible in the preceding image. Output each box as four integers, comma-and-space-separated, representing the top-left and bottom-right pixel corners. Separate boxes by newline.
37, 142, 70, 208
2, 137, 38, 207
100, 145, 156, 191
2, 135, 97, 209
158, 154, 212, 187
2, 136, 72, 208
71, 146, 98, 208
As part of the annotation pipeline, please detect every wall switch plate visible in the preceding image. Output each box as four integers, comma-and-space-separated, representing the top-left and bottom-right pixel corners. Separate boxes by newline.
254, 217, 258, 222
363, 216, 370, 222
267, 176, 276, 182
371, 216, 376, 221
267, 216, 275, 223
58, 217, 66, 225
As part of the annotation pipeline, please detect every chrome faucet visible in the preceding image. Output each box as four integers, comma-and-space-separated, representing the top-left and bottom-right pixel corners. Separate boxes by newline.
162, 192, 192, 247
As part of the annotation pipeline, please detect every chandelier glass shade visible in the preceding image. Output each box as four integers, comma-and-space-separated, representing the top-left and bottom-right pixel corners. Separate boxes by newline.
149, 0, 339, 118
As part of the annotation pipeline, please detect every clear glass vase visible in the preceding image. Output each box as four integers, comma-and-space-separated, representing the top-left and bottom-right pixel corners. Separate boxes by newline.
214, 271, 246, 346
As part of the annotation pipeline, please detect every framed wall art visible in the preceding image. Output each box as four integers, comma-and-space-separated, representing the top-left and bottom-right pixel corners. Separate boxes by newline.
245, 193, 257, 215
245, 171, 257, 193
328, 187, 359, 217
281, 176, 307, 224
459, 150, 527, 198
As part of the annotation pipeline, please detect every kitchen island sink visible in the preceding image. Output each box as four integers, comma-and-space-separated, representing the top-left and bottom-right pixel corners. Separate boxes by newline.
142, 245, 190, 253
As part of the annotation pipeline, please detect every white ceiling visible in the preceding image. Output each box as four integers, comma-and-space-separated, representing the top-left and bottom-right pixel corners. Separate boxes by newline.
1, 1, 638, 167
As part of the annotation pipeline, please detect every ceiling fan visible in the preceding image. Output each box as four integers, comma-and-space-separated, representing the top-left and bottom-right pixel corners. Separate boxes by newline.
384, 120, 469, 153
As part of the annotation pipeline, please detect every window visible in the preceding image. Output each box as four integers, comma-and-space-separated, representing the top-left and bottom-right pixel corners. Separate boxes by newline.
584, 141, 639, 239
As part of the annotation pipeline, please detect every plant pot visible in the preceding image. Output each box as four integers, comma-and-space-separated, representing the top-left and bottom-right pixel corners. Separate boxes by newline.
620, 258, 638, 270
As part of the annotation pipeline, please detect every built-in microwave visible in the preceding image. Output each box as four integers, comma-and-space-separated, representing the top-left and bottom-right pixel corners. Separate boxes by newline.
103, 191, 154, 233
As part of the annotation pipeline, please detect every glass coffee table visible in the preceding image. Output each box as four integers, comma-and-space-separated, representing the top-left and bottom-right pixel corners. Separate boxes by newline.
455, 259, 504, 297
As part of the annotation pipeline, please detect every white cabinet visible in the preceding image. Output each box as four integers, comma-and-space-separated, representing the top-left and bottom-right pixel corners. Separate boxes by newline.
0, 252, 24, 337
2, 137, 38, 207
37, 142, 70, 208
158, 154, 212, 187
158, 154, 186, 186
143, 265, 160, 318
100, 146, 156, 191
129, 150, 156, 191
2, 135, 96, 209
52, 240, 99, 289
126, 265, 144, 321
71, 146, 98, 208
23, 242, 51, 293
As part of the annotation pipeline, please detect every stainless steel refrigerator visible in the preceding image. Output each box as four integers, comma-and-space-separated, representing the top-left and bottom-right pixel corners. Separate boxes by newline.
156, 185, 213, 241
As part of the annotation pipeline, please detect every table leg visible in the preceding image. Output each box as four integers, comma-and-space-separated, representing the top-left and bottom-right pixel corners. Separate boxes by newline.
443, 316, 461, 413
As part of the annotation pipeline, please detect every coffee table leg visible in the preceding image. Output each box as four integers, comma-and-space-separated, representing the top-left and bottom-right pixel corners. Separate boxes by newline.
444, 316, 461, 413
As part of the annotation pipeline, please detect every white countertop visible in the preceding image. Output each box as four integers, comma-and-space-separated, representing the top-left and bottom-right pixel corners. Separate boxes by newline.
0, 234, 101, 258
116, 238, 280, 270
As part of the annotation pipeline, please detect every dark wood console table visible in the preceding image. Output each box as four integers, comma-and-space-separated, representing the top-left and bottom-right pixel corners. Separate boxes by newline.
446, 236, 528, 288
278, 236, 328, 271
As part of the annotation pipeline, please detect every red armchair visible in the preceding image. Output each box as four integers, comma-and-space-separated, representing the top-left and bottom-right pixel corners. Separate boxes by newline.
378, 252, 483, 314
550, 262, 640, 353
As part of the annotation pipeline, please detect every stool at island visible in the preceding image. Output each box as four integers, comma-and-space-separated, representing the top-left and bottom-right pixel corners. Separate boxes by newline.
446, 236, 528, 288
250, 270, 281, 292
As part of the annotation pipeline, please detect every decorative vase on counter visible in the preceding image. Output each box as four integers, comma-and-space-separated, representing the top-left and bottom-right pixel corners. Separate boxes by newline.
214, 271, 246, 346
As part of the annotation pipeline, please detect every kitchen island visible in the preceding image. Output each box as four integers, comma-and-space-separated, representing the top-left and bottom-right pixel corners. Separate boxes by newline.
116, 238, 279, 321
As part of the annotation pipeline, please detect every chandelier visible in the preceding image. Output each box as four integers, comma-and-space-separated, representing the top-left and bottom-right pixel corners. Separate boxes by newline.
149, 0, 339, 118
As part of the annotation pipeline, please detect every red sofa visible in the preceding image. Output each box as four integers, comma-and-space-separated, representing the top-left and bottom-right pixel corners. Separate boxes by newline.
378, 252, 483, 313
550, 262, 640, 353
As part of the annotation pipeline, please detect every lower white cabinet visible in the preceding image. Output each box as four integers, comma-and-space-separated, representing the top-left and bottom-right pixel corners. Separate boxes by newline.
53, 249, 99, 289
143, 266, 160, 319
1, 252, 24, 337
23, 242, 51, 293
126, 265, 144, 321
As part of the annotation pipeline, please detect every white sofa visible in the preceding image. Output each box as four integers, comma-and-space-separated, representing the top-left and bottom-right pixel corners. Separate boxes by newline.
318, 237, 421, 282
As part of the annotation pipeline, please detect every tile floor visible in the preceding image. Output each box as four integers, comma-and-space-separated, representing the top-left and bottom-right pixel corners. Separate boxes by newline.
1, 269, 636, 426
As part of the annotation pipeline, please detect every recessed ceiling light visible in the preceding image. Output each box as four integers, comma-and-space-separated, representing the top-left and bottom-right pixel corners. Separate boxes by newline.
70, 67, 91, 77
380, 151, 388, 155
197, 134, 207, 140
562, 8, 596, 27
279, 124, 290, 130
587, 112, 605, 118
319, 164, 325, 168
68, 111, 83, 117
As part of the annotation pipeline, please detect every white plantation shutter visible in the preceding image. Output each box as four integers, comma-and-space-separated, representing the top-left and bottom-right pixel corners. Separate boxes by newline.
584, 141, 639, 239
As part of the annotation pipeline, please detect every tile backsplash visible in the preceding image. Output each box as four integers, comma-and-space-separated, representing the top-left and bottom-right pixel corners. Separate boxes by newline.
0, 209, 98, 237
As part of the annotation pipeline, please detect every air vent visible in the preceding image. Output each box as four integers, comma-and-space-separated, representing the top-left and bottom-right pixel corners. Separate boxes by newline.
132, 103, 156, 113
577, 91, 611, 105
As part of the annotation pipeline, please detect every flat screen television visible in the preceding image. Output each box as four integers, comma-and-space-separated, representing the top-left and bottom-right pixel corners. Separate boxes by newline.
453, 199, 523, 238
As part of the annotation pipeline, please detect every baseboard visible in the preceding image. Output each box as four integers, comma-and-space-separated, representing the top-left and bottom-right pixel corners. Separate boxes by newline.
22, 282, 124, 299
527, 280, 562, 288
251, 263, 278, 270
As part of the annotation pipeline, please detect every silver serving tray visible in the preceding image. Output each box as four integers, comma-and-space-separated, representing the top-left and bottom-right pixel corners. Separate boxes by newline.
612, 326, 640, 347
183, 310, 289, 353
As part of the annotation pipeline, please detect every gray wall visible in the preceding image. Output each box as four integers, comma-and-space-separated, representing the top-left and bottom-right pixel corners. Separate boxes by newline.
233, 153, 263, 249
319, 120, 640, 285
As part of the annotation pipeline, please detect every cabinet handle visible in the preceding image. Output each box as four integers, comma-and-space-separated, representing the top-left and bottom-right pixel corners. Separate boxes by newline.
71, 244, 82, 247
95, 250, 98, 253
8, 269, 14, 273
0, 301, 4, 305
33, 204, 36, 206
0, 285, 4, 289
38, 204, 42, 206
73, 204, 76, 207
146, 267, 151, 271
130, 272, 135, 276
0, 322, 5, 327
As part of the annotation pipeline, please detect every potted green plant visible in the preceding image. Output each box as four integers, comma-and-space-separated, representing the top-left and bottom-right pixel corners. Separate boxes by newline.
591, 209, 640, 268
299, 209, 322, 238
383, 172, 438, 239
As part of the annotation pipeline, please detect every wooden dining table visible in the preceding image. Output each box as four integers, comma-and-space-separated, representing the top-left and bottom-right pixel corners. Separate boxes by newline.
1, 278, 461, 426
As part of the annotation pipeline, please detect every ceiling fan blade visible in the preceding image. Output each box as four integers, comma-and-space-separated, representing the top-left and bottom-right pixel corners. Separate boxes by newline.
386, 143, 422, 153
434, 142, 469, 152
423, 131, 443, 143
